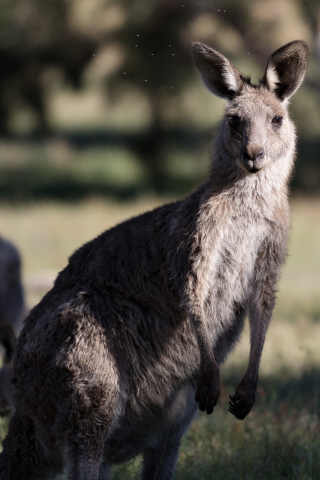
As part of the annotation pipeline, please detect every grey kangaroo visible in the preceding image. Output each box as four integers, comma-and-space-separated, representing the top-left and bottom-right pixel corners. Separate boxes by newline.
0, 40, 308, 480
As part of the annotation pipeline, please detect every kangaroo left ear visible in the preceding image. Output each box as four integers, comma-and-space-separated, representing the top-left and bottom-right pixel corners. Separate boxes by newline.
262, 40, 309, 102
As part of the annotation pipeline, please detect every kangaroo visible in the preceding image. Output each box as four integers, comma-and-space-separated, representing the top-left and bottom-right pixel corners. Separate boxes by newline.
0, 40, 308, 480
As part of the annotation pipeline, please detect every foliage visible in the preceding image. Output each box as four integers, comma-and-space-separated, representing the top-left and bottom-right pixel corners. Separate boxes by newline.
1, 0, 320, 194
0, 0, 96, 132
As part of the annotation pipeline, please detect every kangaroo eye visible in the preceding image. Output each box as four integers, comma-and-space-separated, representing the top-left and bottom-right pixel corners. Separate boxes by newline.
228, 115, 240, 127
272, 116, 283, 127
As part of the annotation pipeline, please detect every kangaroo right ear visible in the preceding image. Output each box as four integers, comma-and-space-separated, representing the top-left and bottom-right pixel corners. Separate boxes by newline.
192, 42, 248, 100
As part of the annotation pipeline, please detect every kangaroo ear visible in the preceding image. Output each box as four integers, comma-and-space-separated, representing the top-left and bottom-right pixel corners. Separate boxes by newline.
262, 40, 309, 102
192, 42, 248, 100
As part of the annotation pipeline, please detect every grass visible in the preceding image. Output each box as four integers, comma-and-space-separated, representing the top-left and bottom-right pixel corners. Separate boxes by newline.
0, 196, 320, 479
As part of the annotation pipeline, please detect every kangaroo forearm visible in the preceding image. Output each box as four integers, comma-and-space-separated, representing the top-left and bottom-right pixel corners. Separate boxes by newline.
191, 314, 221, 414
246, 321, 269, 380
192, 317, 219, 379
246, 290, 275, 379
229, 330, 265, 420
229, 283, 275, 420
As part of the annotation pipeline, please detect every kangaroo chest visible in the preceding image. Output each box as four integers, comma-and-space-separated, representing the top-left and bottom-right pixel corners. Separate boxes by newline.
204, 213, 269, 326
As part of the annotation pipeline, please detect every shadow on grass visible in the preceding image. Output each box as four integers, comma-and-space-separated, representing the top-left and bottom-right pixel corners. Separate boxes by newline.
176, 365, 320, 480
223, 364, 320, 413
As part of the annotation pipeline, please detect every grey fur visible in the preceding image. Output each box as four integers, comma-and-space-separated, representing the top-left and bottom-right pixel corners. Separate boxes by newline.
0, 40, 308, 480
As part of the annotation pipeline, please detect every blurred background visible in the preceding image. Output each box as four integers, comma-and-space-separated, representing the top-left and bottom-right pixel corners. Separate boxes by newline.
0, 0, 320, 478
1, 0, 320, 200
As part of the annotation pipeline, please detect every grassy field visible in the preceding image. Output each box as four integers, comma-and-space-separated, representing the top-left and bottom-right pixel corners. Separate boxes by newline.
0, 196, 320, 479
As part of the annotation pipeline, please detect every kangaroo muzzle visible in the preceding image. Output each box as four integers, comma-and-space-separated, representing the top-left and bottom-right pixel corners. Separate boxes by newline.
240, 147, 266, 173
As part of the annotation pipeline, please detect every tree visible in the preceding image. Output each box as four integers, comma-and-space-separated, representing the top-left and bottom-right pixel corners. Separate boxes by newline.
0, 0, 96, 133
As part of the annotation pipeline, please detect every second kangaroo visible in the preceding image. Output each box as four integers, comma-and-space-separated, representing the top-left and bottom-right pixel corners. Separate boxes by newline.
0, 40, 308, 480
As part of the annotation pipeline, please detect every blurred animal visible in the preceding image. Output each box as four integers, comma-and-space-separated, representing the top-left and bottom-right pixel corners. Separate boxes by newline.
0, 238, 26, 414
0, 40, 308, 480
0, 326, 16, 415
0, 237, 25, 345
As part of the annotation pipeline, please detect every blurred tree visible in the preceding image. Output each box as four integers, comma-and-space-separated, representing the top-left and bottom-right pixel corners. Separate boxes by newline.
103, 0, 320, 191
104, 0, 203, 190
0, 0, 96, 133
1, 0, 320, 194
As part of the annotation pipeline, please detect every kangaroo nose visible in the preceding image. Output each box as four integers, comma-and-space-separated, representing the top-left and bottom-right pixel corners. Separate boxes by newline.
256, 149, 265, 160
243, 149, 265, 161
241, 148, 265, 173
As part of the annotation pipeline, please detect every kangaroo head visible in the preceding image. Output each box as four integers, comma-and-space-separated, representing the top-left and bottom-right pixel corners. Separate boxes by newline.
192, 41, 309, 174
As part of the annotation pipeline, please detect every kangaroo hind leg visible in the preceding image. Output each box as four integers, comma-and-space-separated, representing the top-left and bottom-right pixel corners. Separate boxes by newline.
64, 382, 118, 480
66, 440, 104, 480
0, 411, 62, 480
141, 427, 184, 480
64, 390, 116, 480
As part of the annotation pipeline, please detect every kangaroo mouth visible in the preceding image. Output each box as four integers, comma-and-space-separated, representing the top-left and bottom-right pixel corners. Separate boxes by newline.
239, 157, 266, 174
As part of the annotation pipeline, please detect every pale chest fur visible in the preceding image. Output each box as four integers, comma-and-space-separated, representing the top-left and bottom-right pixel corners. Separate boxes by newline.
195, 197, 287, 343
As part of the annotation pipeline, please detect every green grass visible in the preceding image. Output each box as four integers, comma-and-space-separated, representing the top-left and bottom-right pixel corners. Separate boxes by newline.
0, 197, 320, 479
